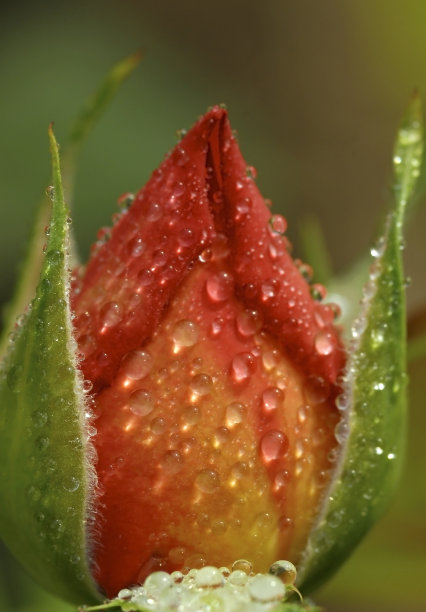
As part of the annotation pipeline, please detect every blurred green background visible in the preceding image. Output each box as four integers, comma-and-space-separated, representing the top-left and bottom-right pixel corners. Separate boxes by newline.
0, 1, 426, 610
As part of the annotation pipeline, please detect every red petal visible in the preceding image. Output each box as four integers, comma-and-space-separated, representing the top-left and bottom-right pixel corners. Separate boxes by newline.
73, 107, 344, 391
72, 107, 346, 596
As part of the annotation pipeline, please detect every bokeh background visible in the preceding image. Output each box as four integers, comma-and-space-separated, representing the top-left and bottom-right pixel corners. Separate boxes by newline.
0, 1, 425, 610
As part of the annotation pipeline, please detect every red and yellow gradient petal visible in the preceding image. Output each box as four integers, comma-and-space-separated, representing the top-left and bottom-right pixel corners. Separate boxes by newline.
71, 107, 345, 597
92, 249, 339, 597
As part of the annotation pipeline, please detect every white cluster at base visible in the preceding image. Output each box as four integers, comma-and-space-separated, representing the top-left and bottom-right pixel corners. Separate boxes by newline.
115, 563, 289, 612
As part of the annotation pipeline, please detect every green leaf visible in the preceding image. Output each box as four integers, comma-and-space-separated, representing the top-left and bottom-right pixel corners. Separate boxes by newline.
0, 51, 141, 361
0, 127, 100, 604
297, 95, 423, 592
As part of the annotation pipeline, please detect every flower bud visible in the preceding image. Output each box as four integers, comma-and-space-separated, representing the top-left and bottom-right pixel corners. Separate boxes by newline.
0, 100, 421, 604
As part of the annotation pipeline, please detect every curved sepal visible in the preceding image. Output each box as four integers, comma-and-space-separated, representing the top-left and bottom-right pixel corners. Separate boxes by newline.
0, 127, 100, 604
297, 96, 423, 591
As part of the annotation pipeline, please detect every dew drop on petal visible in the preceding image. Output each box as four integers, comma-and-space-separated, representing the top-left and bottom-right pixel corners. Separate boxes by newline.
100, 302, 122, 329
229, 570, 248, 586
206, 271, 234, 302
146, 201, 162, 221
231, 559, 253, 574
314, 331, 334, 356
161, 450, 183, 473
190, 373, 212, 396
260, 430, 288, 463
130, 236, 145, 257
269, 560, 297, 585
225, 402, 246, 427
172, 319, 199, 348
128, 389, 154, 416
195, 566, 224, 588
261, 279, 279, 301
268, 214, 288, 236
230, 352, 256, 383
195, 469, 220, 493
304, 375, 329, 404
121, 349, 152, 380
236, 309, 263, 336
144, 571, 173, 597
178, 227, 195, 247
262, 349, 280, 371
248, 574, 286, 602
261, 387, 284, 412
210, 317, 224, 337
150, 417, 166, 435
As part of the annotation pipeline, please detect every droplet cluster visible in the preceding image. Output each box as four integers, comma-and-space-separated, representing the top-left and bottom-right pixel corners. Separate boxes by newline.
112, 560, 294, 612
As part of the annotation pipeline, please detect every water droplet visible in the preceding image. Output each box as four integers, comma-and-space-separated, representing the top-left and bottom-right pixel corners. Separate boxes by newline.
304, 375, 329, 404
169, 547, 186, 565
100, 302, 122, 329
274, 470, 290, 490
144, 571, 173, 597
31, 410, 48, 428
269, 560, 297, 585
225, 402, 246, 427
229, 570, 248, 585
206, 271, 234, 302
172, 320, 199, 349
128, 389, 154, 416
199, 248, 212, 263
214, 426, 230, 445
137, 268, 154, 287
262, 349, 280, 371
121, 350, 152, 380
36, 436, 49, 451
334, 419, 349, 444
230, 352, 256, 383
268, 214, 287, 236
161, 450, 183, 473
147, 201, 162, 221
236, 196, 252, 216
195, 469, 220, 493
190, 373, 212, 396
182, 405, 200, 427
195, 566, 224, 588
314, 331, 334, 356
246, 165, 257, 179
261, 279, 279, 301
236, 309, 263, 336
248, 573, 286, 602
232, 559, 253, 574
82, 380, 93, 393
130, 236, 145, 257
261, 387, 284, 412
27, 485, 41, 502
117, 192, 135, 209
150, 417, 166, 435
311, 283, 327, 301
210, 317, 224, 336
63, 476, 80, 492
336, 393, 349, 411
260, 430, 288, 462
153, 249, 167, 267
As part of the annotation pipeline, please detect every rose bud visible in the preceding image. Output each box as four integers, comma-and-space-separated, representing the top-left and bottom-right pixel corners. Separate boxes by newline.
0, 99, 421, 606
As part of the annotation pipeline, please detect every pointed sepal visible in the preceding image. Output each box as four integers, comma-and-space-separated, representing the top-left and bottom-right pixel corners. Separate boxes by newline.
0, 127, 100, 604
297, 95, 423, 591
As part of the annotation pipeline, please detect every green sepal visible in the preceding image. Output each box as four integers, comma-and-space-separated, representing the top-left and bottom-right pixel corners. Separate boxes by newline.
297, 95, 423, 592
0, 127, 100, 604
